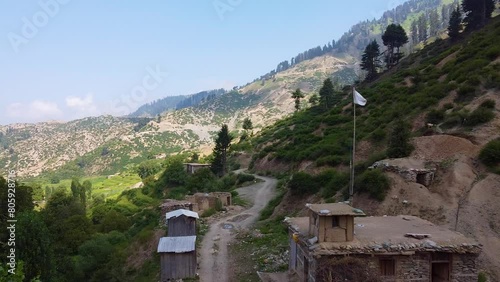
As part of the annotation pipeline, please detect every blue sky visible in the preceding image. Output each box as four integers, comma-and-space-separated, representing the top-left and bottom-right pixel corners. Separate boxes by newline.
0, 0, 397, 124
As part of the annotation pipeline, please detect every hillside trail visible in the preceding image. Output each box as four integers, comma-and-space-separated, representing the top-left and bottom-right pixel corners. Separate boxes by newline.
199, 174, 277, 282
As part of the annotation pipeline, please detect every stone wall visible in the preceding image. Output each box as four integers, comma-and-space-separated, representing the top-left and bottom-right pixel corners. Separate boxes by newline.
310, 252, 478, 282
451, 254, 479, 282
371, 161, 436, 187
159, 200, 193, 215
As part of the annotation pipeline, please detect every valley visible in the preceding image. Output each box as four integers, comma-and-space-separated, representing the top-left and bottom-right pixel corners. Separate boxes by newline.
1, 0, 499, 281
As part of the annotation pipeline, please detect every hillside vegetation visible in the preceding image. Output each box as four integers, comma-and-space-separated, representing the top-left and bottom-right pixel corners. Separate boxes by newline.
252, 16, 500, 176
249, 15, 500, 280
0, 0, 459, 181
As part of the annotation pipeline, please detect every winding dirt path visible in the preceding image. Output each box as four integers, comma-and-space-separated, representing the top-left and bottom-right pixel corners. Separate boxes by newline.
199, 175, 277, 282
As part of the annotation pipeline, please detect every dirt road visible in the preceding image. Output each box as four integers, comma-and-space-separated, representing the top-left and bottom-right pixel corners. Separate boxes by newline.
199, 175, 277, 282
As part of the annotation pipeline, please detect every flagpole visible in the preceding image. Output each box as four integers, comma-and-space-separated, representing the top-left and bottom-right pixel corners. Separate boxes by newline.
350, 87, 356, 206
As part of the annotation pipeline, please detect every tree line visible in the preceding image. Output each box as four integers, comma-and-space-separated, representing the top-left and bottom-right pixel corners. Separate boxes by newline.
360, 0, 497, 82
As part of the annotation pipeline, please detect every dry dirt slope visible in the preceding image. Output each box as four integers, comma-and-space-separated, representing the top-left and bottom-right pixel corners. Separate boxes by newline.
357, 91, 500, 280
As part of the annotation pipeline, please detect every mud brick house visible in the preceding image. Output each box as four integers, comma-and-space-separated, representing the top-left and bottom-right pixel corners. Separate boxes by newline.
285, 203, 481, 282
185, 192, 232, 212
157, 236, 197, 281
165, 209, 199, 237
184, 163, 211, 174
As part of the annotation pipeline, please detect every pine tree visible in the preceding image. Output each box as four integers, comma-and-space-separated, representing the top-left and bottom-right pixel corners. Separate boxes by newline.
411, 20, 419, 45
70, 178, 81, 199
429, 10, 440, 37
291, 88, 305, 111
387, 121, 414, 158
211, 124, 233, 177
382, 24, 409, 68
360, 40, 381, 81
448, 7, 463, 40
242, 117, 253, 131
418, 15, 428, 42
462, 0, 495, 30
319, 78, 335, 109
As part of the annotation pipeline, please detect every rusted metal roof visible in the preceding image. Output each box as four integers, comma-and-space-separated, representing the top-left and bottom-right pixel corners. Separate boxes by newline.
166, 209, 199, 220
157, 236, 196, 253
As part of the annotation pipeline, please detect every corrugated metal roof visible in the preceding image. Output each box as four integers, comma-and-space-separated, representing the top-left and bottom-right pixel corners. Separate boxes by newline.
157, 236, 196, 253
165, 209, 199, 220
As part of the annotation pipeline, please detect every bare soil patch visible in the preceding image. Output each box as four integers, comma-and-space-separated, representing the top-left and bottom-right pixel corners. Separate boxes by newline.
199, 175, 277, 282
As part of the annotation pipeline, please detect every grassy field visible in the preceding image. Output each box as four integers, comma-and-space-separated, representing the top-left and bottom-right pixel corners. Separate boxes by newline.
34, 170, 142, 200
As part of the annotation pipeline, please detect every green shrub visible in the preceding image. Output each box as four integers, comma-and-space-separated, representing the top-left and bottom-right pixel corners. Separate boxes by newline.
479, 139, 500, 167
315, 155, 344, 166
480, 99, 496, 109
237, 173, 255, 184
201, 208, 216, 218
354, 169, 391, 201
387, 121, 414, 158
215, 199, 224, 211
259, 190, 285, 221
484, 45, 500, 60
319, 171, 350, 199
442, 103, 454, 110
426, 109, 445, 124
478, 271, 487, 282
465, 108, 495, 126
370, 128, 386, 143
167, 187, 188, 200
456, 85, 477, 101
288, 172, 317, 196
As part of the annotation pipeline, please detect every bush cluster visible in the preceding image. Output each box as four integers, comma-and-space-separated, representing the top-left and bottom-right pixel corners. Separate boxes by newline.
288, 170, 349, 197
479, 139, 500, 169
354, 169, 390, 201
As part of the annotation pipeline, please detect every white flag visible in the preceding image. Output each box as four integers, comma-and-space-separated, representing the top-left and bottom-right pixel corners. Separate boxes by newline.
353, 89, 367, 106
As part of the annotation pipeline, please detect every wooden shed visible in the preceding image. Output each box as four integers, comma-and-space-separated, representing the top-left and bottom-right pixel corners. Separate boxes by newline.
165, 209, 199, 237
307, 203, 365, 242
157, 236, 197, 281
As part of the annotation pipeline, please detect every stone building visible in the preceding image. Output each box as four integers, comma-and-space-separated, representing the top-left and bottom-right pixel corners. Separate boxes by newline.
285, 203, 481, 282
184, 163, 211, 174
159, 199, 194, 215
185, 192, 232, 212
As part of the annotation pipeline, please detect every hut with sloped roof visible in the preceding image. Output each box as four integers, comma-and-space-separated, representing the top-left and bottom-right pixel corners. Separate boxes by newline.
157, 236, 197, 280
165, 209, 199, 237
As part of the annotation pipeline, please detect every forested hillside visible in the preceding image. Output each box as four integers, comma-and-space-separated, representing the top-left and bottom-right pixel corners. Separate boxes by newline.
128, 89, 226, 118
249, 13, 500, 280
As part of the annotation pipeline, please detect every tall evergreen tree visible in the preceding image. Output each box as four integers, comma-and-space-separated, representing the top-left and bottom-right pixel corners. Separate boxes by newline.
448, 7, 463, 40
17, 211, 52, 281
387, 121, 414, 158
429, 10, 440, 37
411, 20, 419, 45
319, 78, 335, 110
82, 180, 92, 207
70, 178, 81, 200
291, 88, 305, 111
418, 15, 428, 42
382, 24, 409, 68
242, 117, 253, 131
360, 40, 381, 81
211, 124, 233, 177
462, 0, 495, 30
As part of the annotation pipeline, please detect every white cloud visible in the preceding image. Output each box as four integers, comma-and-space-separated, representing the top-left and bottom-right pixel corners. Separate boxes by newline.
66, 93, 94, 110
65, 93, 99, 117
6, 100, 63, 121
